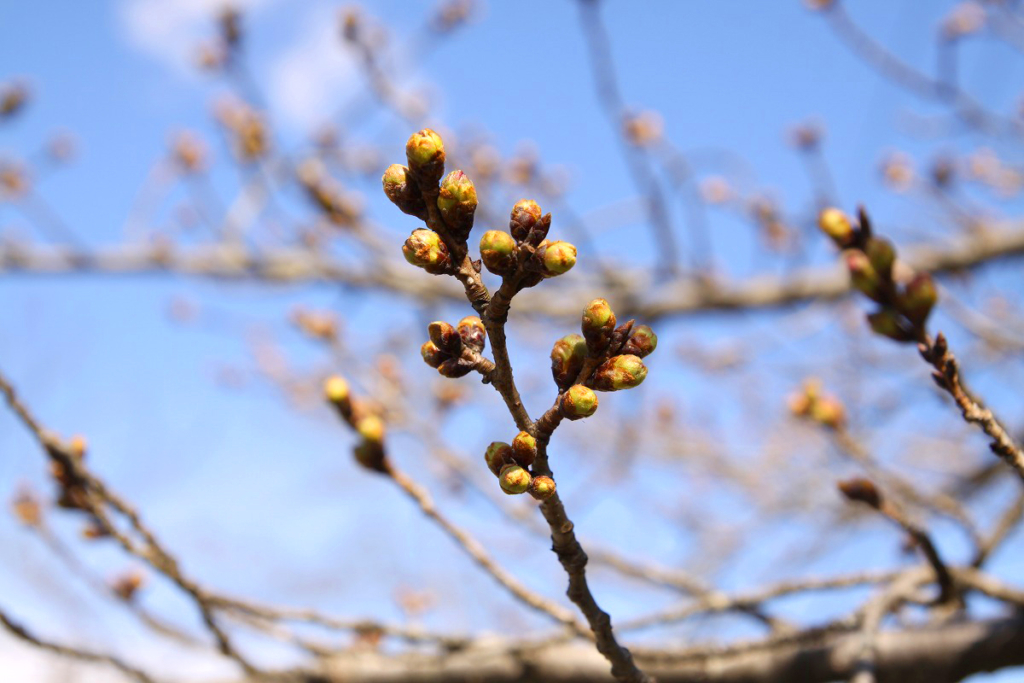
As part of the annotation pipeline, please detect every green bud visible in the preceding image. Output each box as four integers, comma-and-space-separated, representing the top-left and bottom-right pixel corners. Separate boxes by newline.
428, 321, 462, 356
382, 164, 426, 218
818, 207, 853, 245
845, 249, 881, 301
421, 341, 445, 368
867, 309, 915, 343
622, 324, 657, 358
528, 475, 556, 501
457, 315, 487, 352
511, 431, 537, 468
437, 170, 477, 241
479, 230, 517, 276
403, 228, 450, 274
499, 464, 532, 495
559, 385, 599, 420
484, 441, 513, 476
509, 199, 546, 242
437, 357, 473, 378
405, 128, 445, 183
900, 272, 937, 325
864, 238, 896, 279
593, 354, 648, 391
582, 298, 617, 353
535, 240, 576, 278
550, 333, 587, 390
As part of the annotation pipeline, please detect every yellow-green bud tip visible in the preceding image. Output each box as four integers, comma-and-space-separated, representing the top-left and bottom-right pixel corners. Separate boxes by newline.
593, 354, 648, 391
406, 128, 445, 170
499, 464, 532, 495
559, 385, 598, 420
529, 475, 556, 501
324, 375, 350, 403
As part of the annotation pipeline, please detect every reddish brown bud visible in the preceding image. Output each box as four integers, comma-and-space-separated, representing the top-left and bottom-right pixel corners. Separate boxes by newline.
838, 478, 883, 509
421, 341, 445, 368
511, 431, 537, 468
403, 228, 450, 274
582, 298, 617, 353
529, 475, 556, 501
479, 230, 517, 276
428, 321, 462, 356
437, 170, 478, 240
551, 333, 587, 390
437, 357, 473, 378
484, 441, 514, 476
622, 324, 658, 358
354, 440, 388, 473
406, 128, 445, 184
111, 571, 145, 602
559, 385, 599, 420
457, 316, 487, 352
382, 164, 427, 218
509, 199, 543, 242
593, 354, 648, 391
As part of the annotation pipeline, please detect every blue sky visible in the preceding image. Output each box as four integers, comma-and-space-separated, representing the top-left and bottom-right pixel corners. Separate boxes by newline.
1, 0, 1023, 680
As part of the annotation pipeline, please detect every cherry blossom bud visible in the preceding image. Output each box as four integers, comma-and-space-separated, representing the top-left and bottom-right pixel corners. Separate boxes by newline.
867, 310, 915, 343
622, 324, 658, 358
551, 333, 587, 390
457, 316, 487, 352
382, 164, 427, 218
479, 230, 517, 276
421, 341, 445, 369
593, 354, 648, 391
818, 207, 853, 245
437, 170, 477, 240
864, 238, 896, 279
845, 250, 881, 301
499, 464, 531, 495
356, 415, 385, 444
838, 478, 882, 509
900, 273, 938, 325
403, 228, 450, 274
529, 475, 556, 501
535, 240, 576, 277
511, 431, 537, 468
559, 385, 599, 420
509, 199, 543, 242
582, 298, 617, 353
405, 128, 445, 184
428, 321, 462, 356
484, 441, 514, 476
437, 357, 473, 378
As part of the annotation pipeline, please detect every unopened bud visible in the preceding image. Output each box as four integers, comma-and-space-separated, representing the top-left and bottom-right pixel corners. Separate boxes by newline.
324, 375, 351, 409
484, 441, 513, 476
457, 316, 486, 352
403, 228, 450, 274
511, 431, 537, 468
405, 128, 445, 184
529, 475, 556, 501
845, 250, 881, 301
421, 341, 445, 368
900, 273, 937, 325
810, 396, 846, 430
354, 440, 388, 473
356, 415, 385, 444
428, 321, 462, 356
535, 240, 576, 277
622, 324, 657, 358
559, 385, 598, 420
582, 298, 617, 353
593, 354, 648, 391
479, 230, 517, 276
382, 164, 427, 218
551, 333, 587, 390
867, 309, 915, 343
499, 464, 532, 495
437, 357, 473, 378
864, 238, 896, 279
838, 478, 882, 509
818, 208, 853, 245
437, 170, 477, 240
509, 199, 543, 242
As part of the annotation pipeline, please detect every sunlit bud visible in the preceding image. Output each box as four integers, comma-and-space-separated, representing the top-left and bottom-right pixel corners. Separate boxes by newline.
428, 321, 462, 356
810, 396, 846, 430
68, 435, 88, 460
582, 298, 617, 353
437, 357, 473, 378
356, 415, 385, 444
787, 392, 811, 418
11, 488, 41, 527
457, 316, 487, 352
508, 199, 542, 242
529, 475, 556, 501
437, 170, 478, 240
622, 324, 657, 358
479, 230, 517, 276
111, 571, 145, 601
484, 441, 514, 476
864, 238, 896, 279
406, 128, 445, 184
818, 207, 853, 245
535, 240, 576, 278
511, 431, 537, 468
550, 333, 587, 390
403, 228, 450, 274
838, 478, 882, 509
382, 164, 427, 218
559, 385, 599, 421
900, 273, 938, 325
845, 250, 881, 300
867, 310, 915, 343
499, 464, 532, 495
421, 341, 446, 369
324, 375, 351, 406
593, 354, 648, 391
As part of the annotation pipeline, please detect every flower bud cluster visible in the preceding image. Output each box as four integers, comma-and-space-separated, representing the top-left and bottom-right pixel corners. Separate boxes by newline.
787, 378, 846, 430
818, 207, 938, 343
482, 435, 556, 501
479, 197, 576, 283
324, 375, 389, 473
420, 318, 487, 378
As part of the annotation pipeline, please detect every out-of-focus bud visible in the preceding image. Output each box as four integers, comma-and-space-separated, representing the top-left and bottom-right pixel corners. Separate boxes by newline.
529, 475, 556, 501
559, 385, 598, 421
511, 431, 537, 468
403, 228, 450, 274
340, 7, 360, 42
941, 2, 986, 40
818, 207, 853, 246
12, 488, 41, 527
356, 415, 385, 444
479, 230, 517, 276
509, 199, 543, 242
535, 240, 576, 278
111, 571, 145, 601
437, 170, 477, 240
437, 357, 473, 378
324, 375, 351, 409
804, 0, 834, 10
582, 298, 617, 354
172, 132, 207, 174
864, 238, 896, 279
593, 355, 648, 391
382, 164, 427, 218
0, 82, 28, 118
900, 273, 938, 326
421, 341, 445, 369
499, 464, 531, 495
838, 478, 882, 509
354, 440, 388, 473
623, 110, 663, 147
845, 250, 882, 301
810, 396, 846, 430
457, 316, 486, 352
622, 324, 658, 359
550, 333, 587, 390
428, 321, 462, 356
406, 129, 445, 184
867, 310, 915, 343
219, 6, 242, 47
82, 519, 109, 540
484, 442, 513, 476
68, 435, 88, 460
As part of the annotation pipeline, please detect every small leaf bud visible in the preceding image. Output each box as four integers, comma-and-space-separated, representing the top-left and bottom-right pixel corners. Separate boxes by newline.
421, 341, 445, 369
559, 385, 599, 420
864, 238, 896, 279
845, 249, 881, 301
403, 228, 450, 274
582, 298, 617, 353
838, 478, 882, 509
622, 324, 658, 358
405, 128, 445, 184
428, 321, 462, 356
529, 475, 556, 501
382, 164, 426, 218
867, 309, 915, 343
550, 333, 587, 390
437, 170, 478, 240
499, 464, 532, 495
484, 441, 514, 476
900, 272, 937, 326
593, 354, 648, 391
509, 199, 543, 242
511, 431, 537, 468
479, 230, 518, 276
457, 316, 487, 352
818, 207, 853, 245
535, 240, 576, 277
354, 440, 388, 473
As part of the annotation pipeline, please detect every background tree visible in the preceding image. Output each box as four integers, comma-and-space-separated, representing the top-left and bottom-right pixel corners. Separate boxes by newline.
1, 1, 1024, 682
